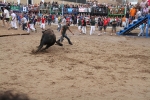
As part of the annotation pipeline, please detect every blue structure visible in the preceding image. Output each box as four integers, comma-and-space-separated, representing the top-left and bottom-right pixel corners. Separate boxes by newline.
146, 14, 150, 37
117, 14, 150, 38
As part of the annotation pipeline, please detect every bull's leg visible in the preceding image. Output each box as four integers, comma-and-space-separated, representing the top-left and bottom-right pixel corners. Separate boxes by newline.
41, 45, 51, 51
35, 43, 44, 53
36, 35, 44, 48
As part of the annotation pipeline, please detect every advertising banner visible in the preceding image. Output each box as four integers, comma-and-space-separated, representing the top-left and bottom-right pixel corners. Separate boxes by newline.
68, 8, 73, 13
10, 5, 20, 11
79, 8, 86, 12
23, 7, 27, 12
79, 8, 91, 12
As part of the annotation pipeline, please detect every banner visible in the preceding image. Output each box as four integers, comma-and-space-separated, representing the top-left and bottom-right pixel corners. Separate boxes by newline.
23, 7, 27, 12
91, 7, 108, 14
11, 5, 20, 11
79, 8, 85, 12
53, 7, 58, 11
79, 8, 91, 12
68, 8, 73, 13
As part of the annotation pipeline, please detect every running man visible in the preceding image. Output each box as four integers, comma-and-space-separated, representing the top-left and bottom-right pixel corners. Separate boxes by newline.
56, 21, 74, 46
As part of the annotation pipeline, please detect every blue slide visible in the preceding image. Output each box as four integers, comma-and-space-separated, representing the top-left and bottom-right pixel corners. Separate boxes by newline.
117, 15, 149, 36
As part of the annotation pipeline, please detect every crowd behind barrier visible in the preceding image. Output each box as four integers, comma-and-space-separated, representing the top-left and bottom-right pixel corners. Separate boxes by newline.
0, 0, 150, 36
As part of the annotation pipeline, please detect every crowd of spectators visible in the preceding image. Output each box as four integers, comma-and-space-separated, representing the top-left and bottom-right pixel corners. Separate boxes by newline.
0, 0, 149, 36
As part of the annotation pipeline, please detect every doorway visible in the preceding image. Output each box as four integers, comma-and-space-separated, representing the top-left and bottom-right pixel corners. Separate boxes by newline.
28, 0, 32, 4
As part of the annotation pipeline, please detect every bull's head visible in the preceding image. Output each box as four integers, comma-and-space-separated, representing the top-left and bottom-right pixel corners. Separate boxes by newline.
42, 30, 46, 33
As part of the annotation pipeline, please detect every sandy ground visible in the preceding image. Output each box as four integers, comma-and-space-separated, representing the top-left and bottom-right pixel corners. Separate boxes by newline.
0, 24, 150, 100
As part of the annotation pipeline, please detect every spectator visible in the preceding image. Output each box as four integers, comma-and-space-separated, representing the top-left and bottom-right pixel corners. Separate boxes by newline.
136, 8, 142, 18
140, 0, 147, 14
126, 11, 130, 27
27, 15, 36, 33
77, 17, 82, 34
97, 17, 103, 36
81, 17, 86, 34
111, 18, 117, 36
142, 4, 149, 16
138, 22, 146, 36
21, 15, 27, 30
57, 15, 62, 32
3, 7, 10, 29
10, 10, 17, 30
103, 17, 108, 34
130, 6, 137, 22
90, 16, 96, 35
47, 14, 51, 26
40, 15, 46, 30
61, 16, 66, 25
131, 15, 138, 24
122, 16, 126, 27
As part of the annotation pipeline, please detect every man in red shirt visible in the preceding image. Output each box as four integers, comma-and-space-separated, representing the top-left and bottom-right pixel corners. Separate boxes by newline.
40, 15, 46, 30
107, 17, 110, 26
103, 17, 108, 34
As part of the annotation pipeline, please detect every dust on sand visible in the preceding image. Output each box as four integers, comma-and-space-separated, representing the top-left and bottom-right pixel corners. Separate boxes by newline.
0, 24, 150, 100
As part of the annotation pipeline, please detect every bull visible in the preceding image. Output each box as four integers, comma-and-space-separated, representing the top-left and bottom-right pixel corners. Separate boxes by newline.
33, 28, 62, 53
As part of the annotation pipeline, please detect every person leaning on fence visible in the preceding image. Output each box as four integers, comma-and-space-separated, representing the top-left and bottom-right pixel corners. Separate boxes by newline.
97, 18, 103, 36
90, 16, 96, 35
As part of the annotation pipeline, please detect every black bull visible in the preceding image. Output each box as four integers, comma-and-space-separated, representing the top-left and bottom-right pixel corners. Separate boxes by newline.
34, 29, 62, 53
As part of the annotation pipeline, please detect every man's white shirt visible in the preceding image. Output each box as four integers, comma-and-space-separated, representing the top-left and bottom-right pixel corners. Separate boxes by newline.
4, 9, 10, 18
